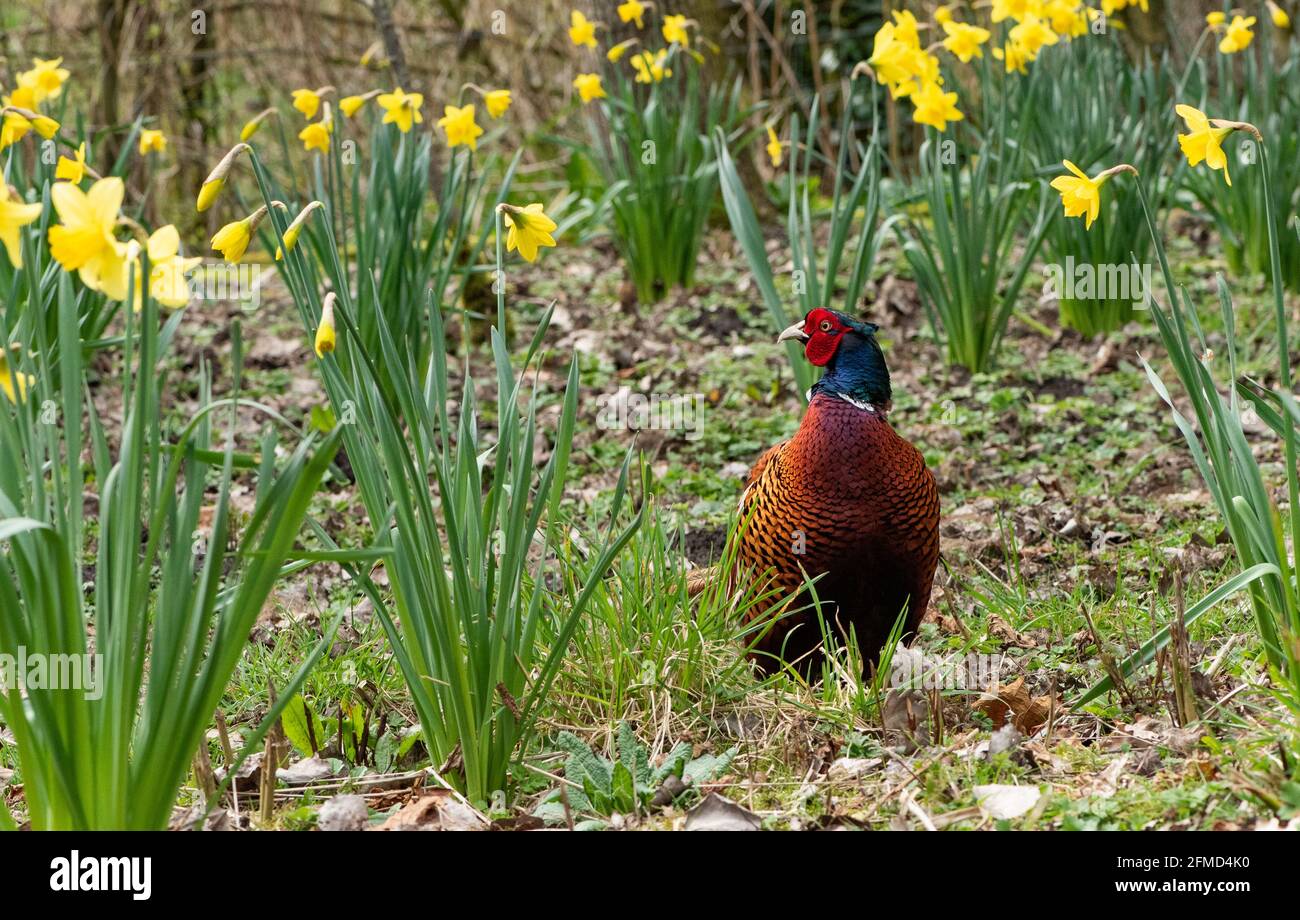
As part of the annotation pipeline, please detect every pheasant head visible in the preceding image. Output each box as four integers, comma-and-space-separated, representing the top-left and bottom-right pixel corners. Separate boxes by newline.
778, 308, 892, 411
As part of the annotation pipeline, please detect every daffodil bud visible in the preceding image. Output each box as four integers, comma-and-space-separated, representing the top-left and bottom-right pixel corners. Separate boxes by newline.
314, 292, 337, 358
276, 201, 323, 260
197, 143, 251, 213
240, 108, 278, 141
0, 344, 34, 404
210, 203, 270, 264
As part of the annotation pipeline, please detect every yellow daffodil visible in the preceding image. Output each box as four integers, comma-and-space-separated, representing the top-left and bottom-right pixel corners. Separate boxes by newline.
0, 113, 31, 151
994, 41, 1034, 74
291, 88, 323, 120
911, 81, 963, 131
276, 201, 322, 260
299, 119, 331, 153
663, 13, 691, 46
131, 225, 200, 310
573, 73, 607, 103
631, 49, 673, 83
607, 39, 638, 62
379, 88, 425, 133
20, 57, 70, 104
1044, 0, 1086, 36
1009, 14, 1059, 55
617, 0, 646, 28
0, 347, 34, 404
315, 293, 336, 358
1176, 104, 1236, 186
1268, 1, 1291, 29
55, 142, 87, 184
5, 85, 36, 111
240, 108, 278, 140
1050, 161, 1136, 230
941, 21, 991, 62
991, 0, 1043, 23
0, 185, 42, 268
1206, 11, 1225, 28
339, 95, 365, 118
139, 128, 166, 155
48, 177, 129, 300
935, 4, 956, 26
500, 203, 558, 263
4, 102, 60, 141
436, 103, 482, 150
210, 205, 269, 264
569, 10, 599, 48
485, 89, 512, 119
867, 22, 925, 90
1219, 14, 1256, 52
196, 143, 250, 213
1051, 160, 1101, 228
765, 125, 783, 168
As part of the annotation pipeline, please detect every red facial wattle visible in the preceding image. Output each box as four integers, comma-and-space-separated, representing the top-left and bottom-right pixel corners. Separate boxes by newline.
802, 308, 845, 367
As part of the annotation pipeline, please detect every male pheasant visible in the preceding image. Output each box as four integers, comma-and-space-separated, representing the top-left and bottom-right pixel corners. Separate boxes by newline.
728, 308, 940, 674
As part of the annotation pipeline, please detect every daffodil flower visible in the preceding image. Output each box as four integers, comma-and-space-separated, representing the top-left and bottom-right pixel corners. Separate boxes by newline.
48, 177, 130, 300
573, 73, 607, 103
315, 293, 337, 358
1268, 1, 1291, 29
0, 346, 34, 404
0, 113, 31, 151
291, 88, 326, 120
485, 89, 512, 119
129, 225, 200, 310
941, 21, 991, 63
3, 104, 58, 140
211, 205, 270, 264
662, 13, 691, 47
607, 39, 638, 62
138, 128, 166, 155
1050, 161, 1136, 229
1009, 14, 1059, 56
1176, 104, 1238, 186
1206, 11, 1225, 28
993, 41, 1033, 74
436, 103, 482, 150
935, 4, 956, 26
500, 203, 558, 263
19, 57, 70, 105
765, 125, 783, 168
299, 118, 331, 153
569, 10, 599, 48
1219, 14, 1256, 52
631, 49, 672, 83
197, 143, 251, 213
0, 184, 42, 268
55, 142, 87, 184
379, 88, 425, 133
911, 81, 963, 131
617, 0, 646, 28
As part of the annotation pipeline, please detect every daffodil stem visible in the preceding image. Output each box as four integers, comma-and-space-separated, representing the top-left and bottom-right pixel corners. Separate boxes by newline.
1257, 143, 1300, 640
495, 206, 505, 337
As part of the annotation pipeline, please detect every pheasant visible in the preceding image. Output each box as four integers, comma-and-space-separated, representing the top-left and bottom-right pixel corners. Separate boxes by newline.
710, 308, 940, 674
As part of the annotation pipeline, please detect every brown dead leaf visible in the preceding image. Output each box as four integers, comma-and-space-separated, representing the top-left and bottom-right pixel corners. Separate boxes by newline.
374, 790, 486, 831
972, 677, 1055, 734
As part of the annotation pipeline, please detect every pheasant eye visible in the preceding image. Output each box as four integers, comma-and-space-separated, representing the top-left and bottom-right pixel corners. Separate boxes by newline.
819, 320, 833, 333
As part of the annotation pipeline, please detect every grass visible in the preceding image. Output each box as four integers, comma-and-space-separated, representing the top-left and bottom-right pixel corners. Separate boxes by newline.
63, 217, 1286, 831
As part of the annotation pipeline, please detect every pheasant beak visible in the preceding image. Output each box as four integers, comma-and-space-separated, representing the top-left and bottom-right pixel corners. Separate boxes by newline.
777, 321, 809, 344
